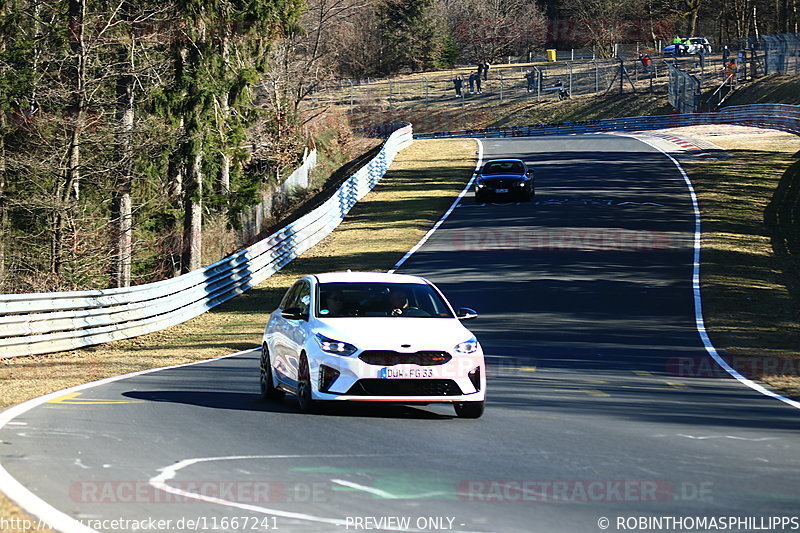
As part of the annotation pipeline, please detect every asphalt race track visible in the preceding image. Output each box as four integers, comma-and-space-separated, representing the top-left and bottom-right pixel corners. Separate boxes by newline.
2, 135, 799, 533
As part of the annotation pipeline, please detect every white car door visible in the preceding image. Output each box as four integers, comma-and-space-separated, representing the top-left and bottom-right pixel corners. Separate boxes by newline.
271, 282, 302, 385
283, 280, 312, 384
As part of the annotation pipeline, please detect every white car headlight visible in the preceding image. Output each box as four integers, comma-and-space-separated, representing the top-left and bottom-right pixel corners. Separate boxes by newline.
454, 336, 479, 354
316, 333, 358, 356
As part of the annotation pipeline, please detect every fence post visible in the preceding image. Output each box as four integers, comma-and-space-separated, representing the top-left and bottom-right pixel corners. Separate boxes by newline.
389, 80, 393, 108
349, 79, 354, 113
500, 71, 504, 102
567, 63, 573, 96
593, 60, 599, 93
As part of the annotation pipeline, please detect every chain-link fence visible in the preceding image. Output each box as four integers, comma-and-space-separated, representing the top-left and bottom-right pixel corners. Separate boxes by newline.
665, 62, 701, 113
762, 34, 800, 75
308, 58, 669, 113
307, 34, 797, 118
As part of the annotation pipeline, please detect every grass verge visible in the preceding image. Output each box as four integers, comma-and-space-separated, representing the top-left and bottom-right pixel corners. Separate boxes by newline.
348, 92, 673, 134
685, 128, 800, 396
723, 74, 800, 106
0, 138, 477, 529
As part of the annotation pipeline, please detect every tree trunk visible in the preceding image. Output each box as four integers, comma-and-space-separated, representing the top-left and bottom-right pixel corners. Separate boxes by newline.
167, 120, 184, 278
0, 112, 6, 289
110, 44, 135, 288
218, 32, 231, 197
53, 0, 87, 276
219, 91, 231, 196
65, 0, 86, 202
182, 152, 202, 273
167, 44, 188, 277
688, 0, 701, 36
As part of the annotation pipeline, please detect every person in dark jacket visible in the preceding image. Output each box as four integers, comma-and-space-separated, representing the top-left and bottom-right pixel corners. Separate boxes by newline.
524, 70, 536, 92
453, 75, 463, 97
483, 61, 490, 80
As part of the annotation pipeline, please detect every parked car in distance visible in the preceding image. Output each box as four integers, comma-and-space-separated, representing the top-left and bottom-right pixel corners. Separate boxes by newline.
664, 37, 712, 55
475, 159, 534, 203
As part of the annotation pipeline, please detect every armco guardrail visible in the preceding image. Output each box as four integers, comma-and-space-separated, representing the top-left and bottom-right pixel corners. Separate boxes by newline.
414, 104, 800, 139
0, 124, 413, 359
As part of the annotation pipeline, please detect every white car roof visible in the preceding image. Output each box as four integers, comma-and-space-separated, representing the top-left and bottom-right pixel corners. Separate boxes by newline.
313, 271, 429, 284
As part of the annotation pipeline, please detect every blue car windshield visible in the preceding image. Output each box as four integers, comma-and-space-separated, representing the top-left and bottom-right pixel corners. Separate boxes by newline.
317, 282, 454, 318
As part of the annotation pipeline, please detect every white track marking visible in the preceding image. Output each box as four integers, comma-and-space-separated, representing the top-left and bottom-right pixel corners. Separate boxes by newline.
0, 347, 258, 533
149, 455, 474, 531
330, 479, 399, 499
389, 139, 484, 273
674, 435, 777, 441
149, 456, 347, 527
619, 134, 800, 411
330, 479, 452, 500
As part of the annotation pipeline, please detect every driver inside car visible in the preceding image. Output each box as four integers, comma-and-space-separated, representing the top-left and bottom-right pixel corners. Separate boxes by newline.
321, 290, 349, 317
387, 288, 410, 316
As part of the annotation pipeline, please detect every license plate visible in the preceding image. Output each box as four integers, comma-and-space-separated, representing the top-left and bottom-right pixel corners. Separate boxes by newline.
378, 367, 434, 379
494, 188, 509, 193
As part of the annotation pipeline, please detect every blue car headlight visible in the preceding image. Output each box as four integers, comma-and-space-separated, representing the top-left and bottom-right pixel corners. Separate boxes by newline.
316, 333, 358, 356
454, 336, 479, 355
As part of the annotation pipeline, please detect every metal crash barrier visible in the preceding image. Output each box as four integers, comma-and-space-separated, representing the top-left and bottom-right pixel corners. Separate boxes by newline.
414, 104, 800, 139
0, 124, 413, 358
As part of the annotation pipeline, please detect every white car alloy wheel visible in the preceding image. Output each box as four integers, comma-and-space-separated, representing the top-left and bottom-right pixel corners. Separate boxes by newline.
297, 355, 317, 413
260, 344, 284, 401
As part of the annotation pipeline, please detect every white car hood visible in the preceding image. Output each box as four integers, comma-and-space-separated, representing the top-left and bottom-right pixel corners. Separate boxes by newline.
316, 317, 475, 352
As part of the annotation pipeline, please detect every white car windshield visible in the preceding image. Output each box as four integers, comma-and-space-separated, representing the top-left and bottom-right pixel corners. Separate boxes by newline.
317, 282, 454, 318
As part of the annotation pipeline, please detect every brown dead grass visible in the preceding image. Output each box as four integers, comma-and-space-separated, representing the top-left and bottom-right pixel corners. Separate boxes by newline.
682, 127, 800, 397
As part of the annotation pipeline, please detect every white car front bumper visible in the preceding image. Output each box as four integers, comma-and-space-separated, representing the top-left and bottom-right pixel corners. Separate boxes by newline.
307, 347, 486, 403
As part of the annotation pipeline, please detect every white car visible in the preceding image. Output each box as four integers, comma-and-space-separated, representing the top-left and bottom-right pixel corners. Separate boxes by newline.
260, 272, 486, 418
664, 37, 712, 55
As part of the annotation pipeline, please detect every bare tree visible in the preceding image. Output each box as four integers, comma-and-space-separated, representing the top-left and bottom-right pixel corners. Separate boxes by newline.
441, 0, 546, 62
561, 0, 637, 57
267, 0, 377, 112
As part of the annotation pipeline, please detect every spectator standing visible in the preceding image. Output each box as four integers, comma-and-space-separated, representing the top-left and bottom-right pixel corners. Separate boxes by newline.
722, 45, 730, 63
468, 72, 476, 93
453, 75, 463, 97
725, 59, 736, 83
475, 73, 482, 94
639, 54, 651, 74
483, 61, 490, 80
672, 36, 683, 56
476, 62, 484, 79
524, 70, 536, 92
